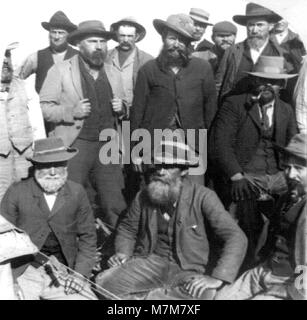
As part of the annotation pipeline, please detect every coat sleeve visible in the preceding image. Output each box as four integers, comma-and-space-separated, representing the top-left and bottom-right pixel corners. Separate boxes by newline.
201, 189, 247, 283
114, 192, 142, 256
74, 186, 97, 278
39, 64, 75, 124
211, 98, 243, 178
17, 52, 37, 80
0, 183, 19, 226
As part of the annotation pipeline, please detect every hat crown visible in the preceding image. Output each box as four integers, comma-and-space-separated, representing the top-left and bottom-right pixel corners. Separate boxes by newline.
166, 14, 195, 37
189, 8, 210, 21
33, 137, 66, 155
213, 21, 237, 35
42, 10, 76, 32
245, 2, 276, 16
254, 56, 285, 75
77, 20, 107, 32
282, 133, 307, 161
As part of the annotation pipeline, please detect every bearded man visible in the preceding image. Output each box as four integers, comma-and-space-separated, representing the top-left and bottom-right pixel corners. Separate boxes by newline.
39, 21, 127, 229
19, 11, 78, 93
0, 137, 97, 300
130, 14, 217, 185
95, 140, 247, 300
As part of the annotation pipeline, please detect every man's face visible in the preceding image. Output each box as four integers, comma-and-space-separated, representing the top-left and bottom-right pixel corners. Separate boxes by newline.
163, 30, 189, 57
49, 28, 69, 52
284, 156, 307, 199
274, 19, 289, 33
212, 33, 236, 51
117, 25, 139, 52
78, 36, 108, 69
145, 165, 186, 206
34, 161, 68, 194
247, 19, 273, 48
192, 21, 207, 41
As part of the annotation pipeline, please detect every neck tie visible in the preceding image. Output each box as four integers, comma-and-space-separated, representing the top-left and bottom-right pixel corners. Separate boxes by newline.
260, 104, 271, 131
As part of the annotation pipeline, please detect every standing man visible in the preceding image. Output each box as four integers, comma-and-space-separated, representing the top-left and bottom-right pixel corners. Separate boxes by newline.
39, 21, 127, 229
210, 56, 298, 265
193, 21, 237, 75
1, 137, 97, 300
131, 14, 217, 185
189, 8, 213, 52
215, 3, 291, 103
19, 11, 78, 93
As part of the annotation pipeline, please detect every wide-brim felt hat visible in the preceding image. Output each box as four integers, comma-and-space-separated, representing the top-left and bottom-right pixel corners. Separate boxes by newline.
110, 17, 146, 42
233, 2, 282, 26
153, 14, 196, 42
68, 20, 114, 46
246, 56, 298, 79
28, 137, 78, 163
274, 133, 307, 164
41, 11, 77, 33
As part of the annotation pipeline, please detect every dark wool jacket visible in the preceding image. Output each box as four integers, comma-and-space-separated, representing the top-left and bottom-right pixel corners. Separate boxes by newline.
115, 178, 247, 283
210, 94, 298, 179
131, 57, 217, 134
0, 178, 97, 278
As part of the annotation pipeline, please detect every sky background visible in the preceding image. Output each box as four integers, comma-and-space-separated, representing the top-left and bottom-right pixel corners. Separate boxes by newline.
1, 0, 306, 67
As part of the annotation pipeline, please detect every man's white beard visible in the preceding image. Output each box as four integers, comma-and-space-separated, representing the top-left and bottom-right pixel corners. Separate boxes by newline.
248, 37, 267, 50
145, 177, 182, 207
35, 171, 68, 194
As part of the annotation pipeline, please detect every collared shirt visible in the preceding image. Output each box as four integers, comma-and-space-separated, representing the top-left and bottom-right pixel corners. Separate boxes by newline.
44, 193, 57, 211
250, 38, 269, 64
274, 30, 289, 45
258, 99, 275, 127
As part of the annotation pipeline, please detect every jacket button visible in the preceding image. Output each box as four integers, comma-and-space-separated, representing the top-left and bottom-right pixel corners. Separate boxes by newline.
76, 125, 81, 129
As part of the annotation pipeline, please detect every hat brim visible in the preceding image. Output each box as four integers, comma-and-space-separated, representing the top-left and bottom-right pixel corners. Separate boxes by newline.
28, 148, 78, 163
274, 143, 307, 164
190, 17, 213, 26
233, 14, 281, 26
154, 155, 199, 168
68, 29, 114, 45
41, 22, 77, 33
153, 19, 196, 42
110, 20, 146, 42
246, 71, 298, 79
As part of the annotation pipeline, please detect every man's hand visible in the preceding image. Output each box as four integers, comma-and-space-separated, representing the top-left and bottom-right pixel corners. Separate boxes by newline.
111, 97, 125, 115
107, 253, 129, 268
231, 177, 257, 201
73, 98, 91, 119
64, 275, 87, 295
181, 275, 223, 299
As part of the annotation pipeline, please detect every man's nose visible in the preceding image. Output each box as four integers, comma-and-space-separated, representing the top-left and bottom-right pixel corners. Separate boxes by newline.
287, 166, 297, 179
95, 42, 103, 50
49, 167, 56, 176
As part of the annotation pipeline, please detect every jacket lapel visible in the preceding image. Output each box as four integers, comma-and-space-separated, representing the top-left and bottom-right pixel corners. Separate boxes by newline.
175, 179, 193, 228
50, 184, 70, 218
70, 55, 83, 100
246, 98, 262, 131
31, 179, 51, 217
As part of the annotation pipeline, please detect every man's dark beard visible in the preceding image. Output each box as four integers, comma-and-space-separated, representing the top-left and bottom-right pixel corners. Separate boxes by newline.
50, 41, 68, 53
145, 175, 182, 207
252, 85, 276, 105
287, 178, 305, 202
158, 45, 192, 69
80, 50, 106, 70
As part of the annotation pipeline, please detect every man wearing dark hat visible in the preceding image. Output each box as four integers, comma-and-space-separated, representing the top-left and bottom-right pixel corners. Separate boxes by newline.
131, 14, 217, 185
210, 56, 298, 267
0, 137, 97, 300
189, 8, 213, 52
39, 20, 127, 229
215, 2, 294, 104
193, 21, 237, 75
215, 133, 307, 300
19, 11, 78, 93
96, 139, 247, 300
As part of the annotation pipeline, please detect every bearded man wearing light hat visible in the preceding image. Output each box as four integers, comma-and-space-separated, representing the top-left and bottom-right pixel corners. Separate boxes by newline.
215, 133, 307, 300
96, 139, 247, 300
0, 137, 97, 299
210, 55, 298, 268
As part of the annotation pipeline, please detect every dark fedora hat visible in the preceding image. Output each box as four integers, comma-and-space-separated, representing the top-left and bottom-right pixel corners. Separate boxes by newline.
68, 20, 114, 46
41, 11, 77, 33
153, 13, 196, 42
28, 137, 78, 163
110, 17, 146, 42
233, 2, 282, 26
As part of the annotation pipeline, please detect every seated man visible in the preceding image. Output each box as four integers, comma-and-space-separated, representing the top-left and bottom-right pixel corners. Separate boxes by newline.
215, 133, 307, 300
96, 140, 247, 300
0, 137, 97, 300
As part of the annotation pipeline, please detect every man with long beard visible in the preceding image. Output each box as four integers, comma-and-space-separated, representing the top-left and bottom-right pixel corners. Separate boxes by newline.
19, 11, 78, 93
130, 14, 217, 185
96, 140, 247, 300
39, 21, 127, 229
0, 137, 97, 299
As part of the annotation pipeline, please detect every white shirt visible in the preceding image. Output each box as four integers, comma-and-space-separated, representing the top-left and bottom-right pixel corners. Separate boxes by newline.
250, 38, 269, 64
258, 99, 275, 127
274, 30, 289, 45
44, 193, 57, 211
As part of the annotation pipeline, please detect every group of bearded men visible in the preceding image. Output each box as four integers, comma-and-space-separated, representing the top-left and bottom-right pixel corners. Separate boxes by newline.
0, 2, 306, 300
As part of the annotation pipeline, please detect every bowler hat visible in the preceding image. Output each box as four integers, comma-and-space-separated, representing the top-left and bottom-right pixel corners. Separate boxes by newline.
68, 20, 114, 46
28, 137, 78, 163
153, 14, 196, 42
213, 21, 237, 35
233, 2, 282, 26
110, 17, 146, 42
189, 8, 213, 26
246, 56, 297, 79
274, 133, 307, 165
41, 11, 77, 33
